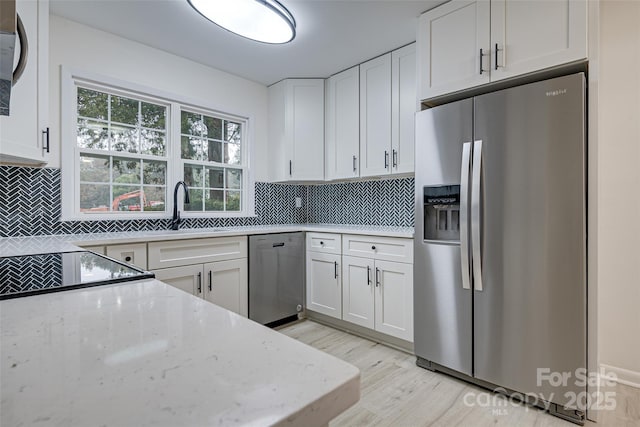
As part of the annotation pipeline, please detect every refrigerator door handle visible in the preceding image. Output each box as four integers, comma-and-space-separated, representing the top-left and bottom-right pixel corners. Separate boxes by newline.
460, 142, 472, 290
471, 140, 483, 292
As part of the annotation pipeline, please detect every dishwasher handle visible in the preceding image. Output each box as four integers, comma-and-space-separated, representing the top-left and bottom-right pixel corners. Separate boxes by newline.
272, 242, 285, 247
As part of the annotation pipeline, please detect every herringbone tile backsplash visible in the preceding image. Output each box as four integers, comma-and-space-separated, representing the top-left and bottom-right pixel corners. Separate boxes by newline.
0, 166, 414, 237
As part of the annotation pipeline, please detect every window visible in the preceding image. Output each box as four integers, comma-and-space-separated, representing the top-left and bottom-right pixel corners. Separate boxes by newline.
76, 88, 168, 213
63, 72, 251, 220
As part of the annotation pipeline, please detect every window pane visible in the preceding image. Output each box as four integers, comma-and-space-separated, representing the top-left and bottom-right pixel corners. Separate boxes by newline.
224, 143, 241, 165
143, 160, 166, 185
113, 185, 142, 211
77, 88, 108, 120
80, 184, 110, 212
140, 129, 166, 156
203, 139, 222, 163
224, 121, 241, 143
226, 169, 242, 189
183, 164, 202, 188
226, 191, 241, 211
204, 116, 222, 139
204, 167, 224, 189
181, 136, 201, 160
111, 124, 138, 153
111, 95, 139, 126
181, 111, 204, 136
141, 102, 166, 129
143, 186, 166, 211
113, 158, 141, 184
77, 120, 109, 150
185, 188, 203, 211
205, 189, 224, 211
80, 154, 109, 183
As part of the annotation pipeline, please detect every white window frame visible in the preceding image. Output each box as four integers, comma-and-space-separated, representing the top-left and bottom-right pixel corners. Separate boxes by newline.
61, 67, 255, 221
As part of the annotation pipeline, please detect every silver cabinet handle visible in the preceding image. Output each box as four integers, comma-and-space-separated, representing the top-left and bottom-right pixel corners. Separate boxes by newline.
334, 261, 338, 279
460, 142, 472, 291
42, 128, 50, 153
208, 270, 212, 292
392, 149, 398, 168
367, 265, 371, 286
375, 267, 380, 288
197, 271, 202, 294
479, 48, 488, 75
471, 140, 483, 292
384, 151, 389, 169
353, 155, 357, 172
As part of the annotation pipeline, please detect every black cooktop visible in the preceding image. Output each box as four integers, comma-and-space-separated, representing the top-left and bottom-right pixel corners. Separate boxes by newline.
0, 251, 155, 300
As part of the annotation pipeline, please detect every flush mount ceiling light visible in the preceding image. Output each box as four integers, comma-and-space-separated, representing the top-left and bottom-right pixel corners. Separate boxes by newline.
188, 0, 296, 44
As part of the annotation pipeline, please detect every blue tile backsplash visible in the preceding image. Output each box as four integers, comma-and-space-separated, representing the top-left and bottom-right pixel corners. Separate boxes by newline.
0, 166, 414, 237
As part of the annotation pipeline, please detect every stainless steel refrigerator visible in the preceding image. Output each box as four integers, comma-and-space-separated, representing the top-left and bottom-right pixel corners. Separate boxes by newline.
414, 73, 587, 424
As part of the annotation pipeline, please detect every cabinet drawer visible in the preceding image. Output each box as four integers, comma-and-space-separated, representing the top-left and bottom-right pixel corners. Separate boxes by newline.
106, 243, 148, 270
342, 235, 413, 263
148, 236, 248, 270
306, 232, 342, 254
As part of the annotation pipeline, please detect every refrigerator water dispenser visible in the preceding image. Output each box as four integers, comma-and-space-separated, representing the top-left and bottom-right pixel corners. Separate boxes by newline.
423, 185, 460, 242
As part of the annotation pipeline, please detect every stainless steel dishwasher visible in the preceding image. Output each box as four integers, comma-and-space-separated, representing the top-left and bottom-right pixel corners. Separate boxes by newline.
248, 232, 304, 326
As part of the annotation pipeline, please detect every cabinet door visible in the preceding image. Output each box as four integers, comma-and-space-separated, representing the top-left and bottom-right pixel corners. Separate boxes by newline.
0, 0, 49, 165
374, 260, 413, 342
391, 44, 417, 174
305, 252, 342, 319
153, 265, 204, 297
268, 80, 287, 182
342, 256, 375, 329
359, 53, 392, 177
106, 243, 147, 270
417, 0, 490, 101
490, 0, 587, 82
325, 66, 360, 180
286, 79, 325, 181
204, 258, 248, 317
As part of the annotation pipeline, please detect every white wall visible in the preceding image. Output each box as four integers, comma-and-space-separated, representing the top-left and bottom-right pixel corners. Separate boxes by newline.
597, 0, 640, 387
47, 15, 270, 181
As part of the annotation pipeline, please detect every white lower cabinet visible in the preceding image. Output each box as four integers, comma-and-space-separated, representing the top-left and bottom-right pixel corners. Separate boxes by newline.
204, 259, 248, 317
342, 256, 413, 341
106, 243, 148, 270
153, 264, 204, 296
306, 251, 342, 319
373, 260, 413, 341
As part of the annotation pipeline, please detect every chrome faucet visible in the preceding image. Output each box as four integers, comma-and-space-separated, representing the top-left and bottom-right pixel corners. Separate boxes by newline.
171, 181, 190, 230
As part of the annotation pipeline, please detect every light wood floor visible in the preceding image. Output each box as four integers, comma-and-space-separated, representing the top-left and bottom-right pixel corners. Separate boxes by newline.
279, 320, 640, 427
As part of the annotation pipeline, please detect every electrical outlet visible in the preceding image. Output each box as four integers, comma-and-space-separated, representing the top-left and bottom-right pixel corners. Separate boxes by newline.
295, 197, 302, 208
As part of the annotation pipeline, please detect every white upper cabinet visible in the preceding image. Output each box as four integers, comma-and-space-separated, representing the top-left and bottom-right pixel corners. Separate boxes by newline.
268, 79, 325, 182
490, 0, 587, 82
418, 0, 587, 101
325, 66, 360, 180
360, 53, 392, 177
0, 0, 49, 166
418, 0, 490, 101
391, 43, 417, 174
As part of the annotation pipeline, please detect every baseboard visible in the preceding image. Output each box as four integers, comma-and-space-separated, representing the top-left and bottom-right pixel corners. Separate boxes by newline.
304, 310, 415, 354
600, 364, 640, 389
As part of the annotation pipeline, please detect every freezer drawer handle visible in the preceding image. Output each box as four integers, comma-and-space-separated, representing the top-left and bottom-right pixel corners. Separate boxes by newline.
460, 142, 472, 290
334, 261, 338, 279
367, 265, 371, 286
471, 140, 484, 292
197, 272, 202, 294
272, 242, 285, 247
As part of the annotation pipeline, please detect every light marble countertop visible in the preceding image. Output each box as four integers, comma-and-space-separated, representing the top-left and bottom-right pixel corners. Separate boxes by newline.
0, 279, 360, 426
0, 224, 414, 257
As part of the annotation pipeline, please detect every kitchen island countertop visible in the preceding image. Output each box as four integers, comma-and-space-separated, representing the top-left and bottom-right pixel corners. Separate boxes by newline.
0, 279, 360, 426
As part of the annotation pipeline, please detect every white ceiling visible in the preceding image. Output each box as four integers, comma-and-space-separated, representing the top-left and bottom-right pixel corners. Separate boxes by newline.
50, 0, 447, 86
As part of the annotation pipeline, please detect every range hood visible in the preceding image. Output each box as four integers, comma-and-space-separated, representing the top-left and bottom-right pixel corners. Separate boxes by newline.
0, 0, 28, 116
